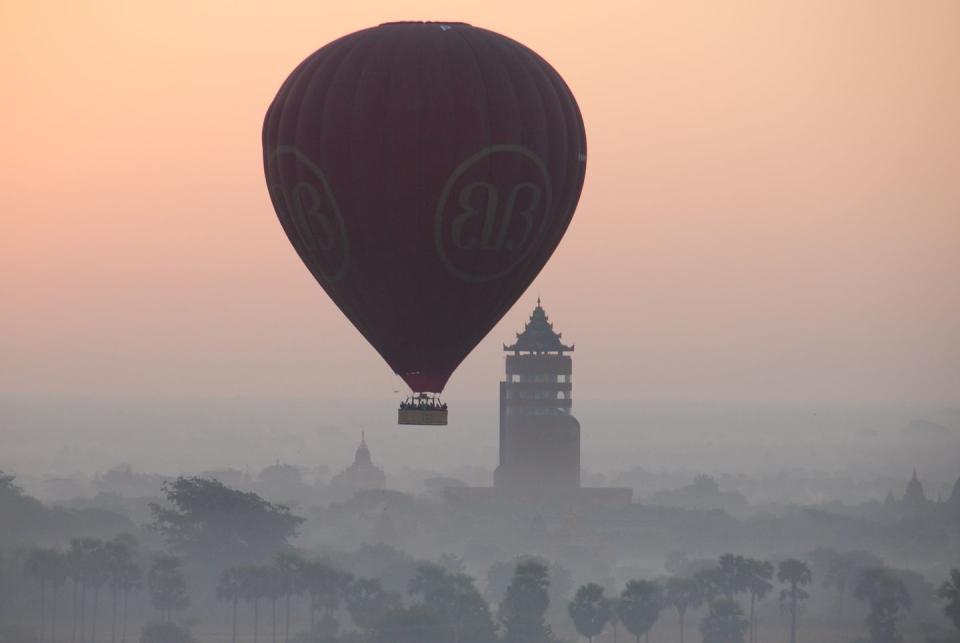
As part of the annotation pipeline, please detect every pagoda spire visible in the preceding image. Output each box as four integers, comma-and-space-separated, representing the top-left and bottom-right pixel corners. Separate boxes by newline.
504, 300, 574, 354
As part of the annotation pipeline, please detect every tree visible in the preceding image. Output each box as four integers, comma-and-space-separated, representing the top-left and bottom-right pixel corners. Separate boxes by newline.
25, 547, 66, 643
68, 537, 103, 643
149, 477, 304, 566
486, 556, 572, 632
87, 541, 113, 643
345, 578, 401, 637
405, 563, 497, 643
113, 544, 142, 643
498, 560, 554, 643
146, 555, 190, 623
664, 577, 703, 643
618, 580, 662, 643
26, 547, 68, 643
104, 535, 140, 643
274, 552, 306, 643
695, 555, 750, 603
139, 622, 196, 643
374, 604, 444, 643
700, 598, 748, 643
234, 566, 266, 643
777, 558, 811, 643
372, 564, 496, 643
854, 567, 912, 643
939, 569, 960, 632
742, 558, 773, 643
217, 568, 244, 643
568, 583, 610, 643
303, 560, 352, 633
260, 565, 284, 643
821, 552, 854, 618
821, 550, 883, 620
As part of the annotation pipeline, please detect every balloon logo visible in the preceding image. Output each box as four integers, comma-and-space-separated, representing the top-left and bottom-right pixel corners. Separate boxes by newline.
263, 22, 587, 396
435, 145, 552, 283
268, 146, 350, 283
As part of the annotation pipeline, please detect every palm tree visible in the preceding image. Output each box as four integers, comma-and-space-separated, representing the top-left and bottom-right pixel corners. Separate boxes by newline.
48, 551, 69, 643
264, 566, 284, 643
777, 558, 811, 643
940, 568, 960, 633
69, 537, 103, 643
346, 578, 402, 640
700, 598, 748, 643
618, 580, 662, 643
568, 583, 611, 643
217, 568, 244, 643
115, 555, 141, 643
822, 553, 855, 618
236, 566, 265, 643
147, 555, 190, 623
273, 552, 306, 643
854, 567, 912, 643
304, 560, 351, 632
103, 536, 137, 643
665, 577, 703, 643
25, 547, 65, 643
87, 543, 111, 643
694, 555, 750, 606
742, 559, 773, 643
67, 541, 83, 643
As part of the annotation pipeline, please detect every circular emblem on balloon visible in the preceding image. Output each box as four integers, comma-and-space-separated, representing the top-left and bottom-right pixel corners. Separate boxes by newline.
267, 146, 350, 283
435, 145, 552, 283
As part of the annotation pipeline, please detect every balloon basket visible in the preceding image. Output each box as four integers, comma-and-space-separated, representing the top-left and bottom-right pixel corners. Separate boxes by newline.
398, 393, 448, 426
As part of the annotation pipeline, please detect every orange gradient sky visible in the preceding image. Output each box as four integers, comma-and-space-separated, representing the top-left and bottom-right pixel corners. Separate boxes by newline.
2, 1, 958, 403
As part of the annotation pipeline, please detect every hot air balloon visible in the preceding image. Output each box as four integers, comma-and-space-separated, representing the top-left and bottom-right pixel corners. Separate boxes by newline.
263, 21, 586, 425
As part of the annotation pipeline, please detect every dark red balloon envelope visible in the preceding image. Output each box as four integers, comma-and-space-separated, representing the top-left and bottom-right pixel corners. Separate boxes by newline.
263, 22, 586, 393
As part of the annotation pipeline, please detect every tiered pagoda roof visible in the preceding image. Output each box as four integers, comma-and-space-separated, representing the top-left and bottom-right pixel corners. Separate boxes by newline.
504, 299, 574, 354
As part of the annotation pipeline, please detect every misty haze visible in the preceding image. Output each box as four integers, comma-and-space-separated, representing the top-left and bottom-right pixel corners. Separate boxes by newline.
3, 3, 959, 643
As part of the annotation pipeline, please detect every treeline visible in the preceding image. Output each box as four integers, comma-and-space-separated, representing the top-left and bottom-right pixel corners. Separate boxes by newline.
8, 543, 960, 643
566, 554, 960, 643
3, 472, 959, 643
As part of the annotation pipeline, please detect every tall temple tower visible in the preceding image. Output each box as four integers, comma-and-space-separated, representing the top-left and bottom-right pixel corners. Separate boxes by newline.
494, 300, 580, 495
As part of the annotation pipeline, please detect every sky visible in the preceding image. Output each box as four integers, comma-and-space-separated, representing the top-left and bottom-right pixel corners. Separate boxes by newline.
2, 1, 959, 404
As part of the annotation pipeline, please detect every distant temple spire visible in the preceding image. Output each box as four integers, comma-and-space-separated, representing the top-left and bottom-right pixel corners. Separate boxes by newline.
903, 467, 927, 506
330, 432, 385, 499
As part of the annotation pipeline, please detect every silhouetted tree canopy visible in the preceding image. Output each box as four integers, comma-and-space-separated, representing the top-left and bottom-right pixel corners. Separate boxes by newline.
855, 567, 912, 643
568, 583, 610, 642
499, 560, 554, 643
665, 576, 703, 643
404, 563, 497, 643
618, 579, 662, 642
345, 578, 401, 634
149, 477, 304, 565
147, 555, 190, 622
940, 568, 960, 631
700, 598, 748, 643
373, 604, 444, 643
486, 555, 572, 629
140, 621, 196, 643
778, 558, 812, 643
